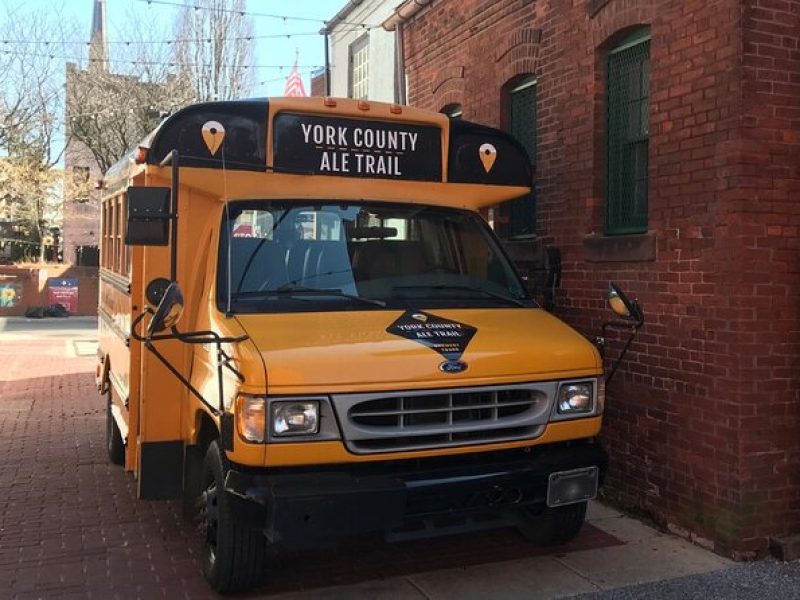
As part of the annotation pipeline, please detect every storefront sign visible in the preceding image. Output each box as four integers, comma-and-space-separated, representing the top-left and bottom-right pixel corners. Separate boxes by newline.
273, 113, 442, 181
47, 278, 79, 313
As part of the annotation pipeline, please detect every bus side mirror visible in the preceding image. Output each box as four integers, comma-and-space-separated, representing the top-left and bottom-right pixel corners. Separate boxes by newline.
607, 282, 643, 325
126, 186, 171, 246
147, 281, 184, 335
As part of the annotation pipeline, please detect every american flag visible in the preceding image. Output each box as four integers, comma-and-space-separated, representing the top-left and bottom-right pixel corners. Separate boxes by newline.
283, 57, 307, 97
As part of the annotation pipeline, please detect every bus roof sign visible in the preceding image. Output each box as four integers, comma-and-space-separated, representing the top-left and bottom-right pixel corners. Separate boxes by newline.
104, 98, 533, 205
273, 113, 442, 182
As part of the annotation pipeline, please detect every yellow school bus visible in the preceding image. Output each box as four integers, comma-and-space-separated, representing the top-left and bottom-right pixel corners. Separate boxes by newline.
97, 97, 643, 592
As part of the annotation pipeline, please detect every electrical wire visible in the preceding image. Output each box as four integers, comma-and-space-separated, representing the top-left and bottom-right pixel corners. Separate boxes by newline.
60, 69, 317, 121
0, 48, 322, 70
0, 32, 325, 46
131, 0, 378, 29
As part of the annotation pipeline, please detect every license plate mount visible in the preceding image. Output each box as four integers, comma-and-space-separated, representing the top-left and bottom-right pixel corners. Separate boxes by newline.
546, 466, 599, 508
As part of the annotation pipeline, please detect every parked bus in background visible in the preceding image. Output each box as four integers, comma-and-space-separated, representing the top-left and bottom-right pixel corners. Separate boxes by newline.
97, 97, 643, 592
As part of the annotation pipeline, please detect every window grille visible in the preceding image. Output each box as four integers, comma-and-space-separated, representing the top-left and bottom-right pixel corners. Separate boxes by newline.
606, 33, 650, 235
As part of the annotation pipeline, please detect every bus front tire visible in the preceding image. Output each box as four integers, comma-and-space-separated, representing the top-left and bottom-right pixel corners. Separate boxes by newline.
199, 441, 268, 593
106, 394, 125, 466
515, 501, 587, 546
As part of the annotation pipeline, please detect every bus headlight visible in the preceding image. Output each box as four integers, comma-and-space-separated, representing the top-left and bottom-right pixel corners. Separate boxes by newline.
557, 382, 593, 414
272, 400, 319, 436
235, 395, 266, 443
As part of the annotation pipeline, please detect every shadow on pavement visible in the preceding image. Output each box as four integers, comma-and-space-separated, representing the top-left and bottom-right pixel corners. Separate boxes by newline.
0, 367, 623, 599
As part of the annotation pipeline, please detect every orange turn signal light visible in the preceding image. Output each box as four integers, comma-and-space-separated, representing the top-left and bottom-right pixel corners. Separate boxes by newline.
134, 146, 147, 164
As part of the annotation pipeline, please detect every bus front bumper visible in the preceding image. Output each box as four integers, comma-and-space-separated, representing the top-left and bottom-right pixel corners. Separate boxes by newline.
223, 441, 608, 543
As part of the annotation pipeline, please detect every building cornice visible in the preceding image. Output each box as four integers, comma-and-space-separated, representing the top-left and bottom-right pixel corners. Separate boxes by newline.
382, 0, 433, 32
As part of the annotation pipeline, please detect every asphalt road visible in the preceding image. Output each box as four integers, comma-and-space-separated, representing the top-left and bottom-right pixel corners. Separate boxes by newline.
574, 559, 800, 599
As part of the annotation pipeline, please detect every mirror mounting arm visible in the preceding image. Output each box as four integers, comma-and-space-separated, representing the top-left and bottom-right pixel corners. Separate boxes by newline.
602, 285, 645, 384
130, 309, 248, 416
602, 313, 644, 385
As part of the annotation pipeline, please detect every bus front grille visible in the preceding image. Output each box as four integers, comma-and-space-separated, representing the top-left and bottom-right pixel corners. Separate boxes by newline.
333, 383, 555, 454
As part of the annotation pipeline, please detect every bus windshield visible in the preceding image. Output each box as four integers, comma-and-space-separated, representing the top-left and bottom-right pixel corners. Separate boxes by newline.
217, 201, 533, 313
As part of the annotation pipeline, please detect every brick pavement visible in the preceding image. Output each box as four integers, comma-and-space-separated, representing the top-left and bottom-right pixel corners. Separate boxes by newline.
0, 331, 622, 599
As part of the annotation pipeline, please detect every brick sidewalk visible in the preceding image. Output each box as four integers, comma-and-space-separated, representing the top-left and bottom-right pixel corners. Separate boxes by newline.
0, 336, 622, 599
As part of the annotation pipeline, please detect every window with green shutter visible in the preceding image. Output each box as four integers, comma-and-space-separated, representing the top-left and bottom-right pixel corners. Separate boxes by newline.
606, 30, 650, 235
505, 77, 537, 238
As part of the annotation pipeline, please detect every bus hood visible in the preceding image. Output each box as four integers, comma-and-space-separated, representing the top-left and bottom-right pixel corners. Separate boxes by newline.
235, 309, 601, 394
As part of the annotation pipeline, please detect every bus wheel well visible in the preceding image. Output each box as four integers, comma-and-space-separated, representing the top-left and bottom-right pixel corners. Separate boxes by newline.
196, 411, 220, 456
183, 411, 220, 520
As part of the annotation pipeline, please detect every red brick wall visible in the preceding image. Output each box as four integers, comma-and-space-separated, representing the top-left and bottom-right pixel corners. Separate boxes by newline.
310, 72, 326, 96
64, 64, 102, 266
730, 0, 800, 554
402, 0, 800, 557
0, 266, 98, 317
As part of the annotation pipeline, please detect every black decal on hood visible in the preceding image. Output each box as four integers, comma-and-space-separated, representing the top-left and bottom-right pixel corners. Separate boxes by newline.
386, 310, 477, 362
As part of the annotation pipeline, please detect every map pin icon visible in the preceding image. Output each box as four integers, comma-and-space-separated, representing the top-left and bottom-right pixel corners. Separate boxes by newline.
478, 143, 497, 173
202, 120, 225, 156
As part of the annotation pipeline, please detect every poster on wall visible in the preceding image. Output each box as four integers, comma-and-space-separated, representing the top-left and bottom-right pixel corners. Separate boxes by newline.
0, 280, 22, 309
47, 278, 79, 314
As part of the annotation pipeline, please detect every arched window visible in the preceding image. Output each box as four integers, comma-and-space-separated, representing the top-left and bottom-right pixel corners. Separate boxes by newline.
501, 75, 537, 239
606, 27, 650, 234
440, 103, 463, 119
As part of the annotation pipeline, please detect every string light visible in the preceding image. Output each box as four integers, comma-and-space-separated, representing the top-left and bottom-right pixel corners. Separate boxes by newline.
0, 31, 328, 46
59, 67, 319, 122
133, 0, 378, 29
0, 49, 322, 70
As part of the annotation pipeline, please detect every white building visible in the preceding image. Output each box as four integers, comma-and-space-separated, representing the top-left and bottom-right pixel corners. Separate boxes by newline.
323, 0, 400, 103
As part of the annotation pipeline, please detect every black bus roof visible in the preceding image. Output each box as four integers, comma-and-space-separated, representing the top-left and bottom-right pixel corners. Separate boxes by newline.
105, 97, 532, 191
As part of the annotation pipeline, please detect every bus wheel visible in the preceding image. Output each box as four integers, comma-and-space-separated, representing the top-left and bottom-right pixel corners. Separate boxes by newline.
199, 441, 267, 593
105, 393, 125, 466
514, 501, 587, 546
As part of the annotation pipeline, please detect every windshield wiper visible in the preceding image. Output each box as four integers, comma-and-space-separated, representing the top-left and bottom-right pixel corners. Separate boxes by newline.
392, 284, 527, 307
233, 286, 386, 307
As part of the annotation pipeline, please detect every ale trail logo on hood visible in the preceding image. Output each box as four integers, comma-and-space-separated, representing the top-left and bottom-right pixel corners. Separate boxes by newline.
386, 310, 477, 374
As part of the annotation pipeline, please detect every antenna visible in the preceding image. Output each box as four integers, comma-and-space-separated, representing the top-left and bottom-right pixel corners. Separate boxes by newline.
222, 145, 233, 316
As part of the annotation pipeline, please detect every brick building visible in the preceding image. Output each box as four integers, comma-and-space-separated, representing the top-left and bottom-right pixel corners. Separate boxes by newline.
62, 0, 107, 267
385, 0, 800, 558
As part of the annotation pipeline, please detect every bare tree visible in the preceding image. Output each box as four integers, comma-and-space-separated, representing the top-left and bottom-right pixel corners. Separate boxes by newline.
0, 5, 70, 161
174, 0, 255, 101
0, 4, 78, 262
66, 13, 196, 175
66, 67, 194, 174
0, 0, 256, 262
67, 0, 256, 172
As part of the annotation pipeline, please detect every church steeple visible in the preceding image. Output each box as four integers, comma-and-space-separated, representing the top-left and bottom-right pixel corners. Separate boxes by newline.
89, 0, 108, 70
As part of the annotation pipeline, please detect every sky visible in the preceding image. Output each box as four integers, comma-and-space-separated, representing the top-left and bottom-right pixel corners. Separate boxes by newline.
3, 0, 354, 96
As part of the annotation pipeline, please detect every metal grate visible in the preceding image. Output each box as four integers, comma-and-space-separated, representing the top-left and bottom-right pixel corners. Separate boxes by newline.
606, 35, 650, 235
334, 383, 554, 453
506, 79, 537, 238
